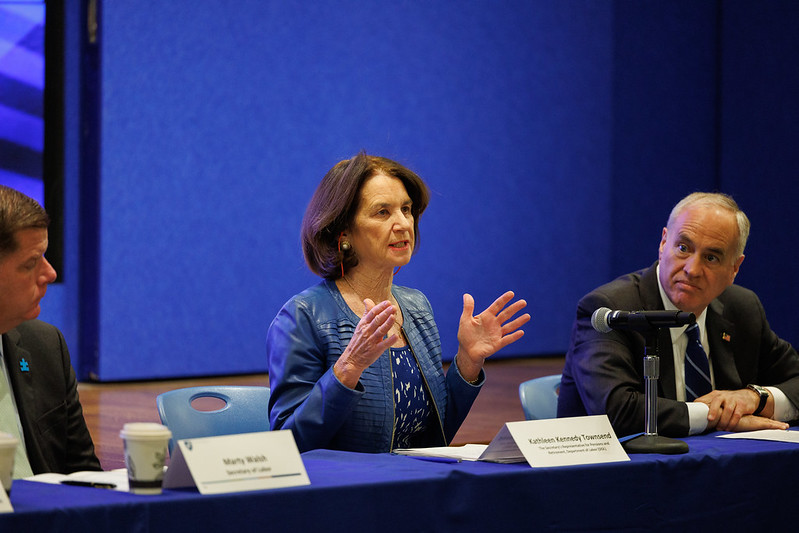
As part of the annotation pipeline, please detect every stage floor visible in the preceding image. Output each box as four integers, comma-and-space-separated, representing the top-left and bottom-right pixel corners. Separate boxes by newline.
77, 356, 565, 470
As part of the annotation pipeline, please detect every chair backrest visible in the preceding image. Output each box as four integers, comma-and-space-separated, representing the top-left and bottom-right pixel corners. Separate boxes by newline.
518, 374, 561, 420
156, 385, 271, 452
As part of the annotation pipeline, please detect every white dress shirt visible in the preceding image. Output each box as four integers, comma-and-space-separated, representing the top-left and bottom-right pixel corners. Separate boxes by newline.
0, 339, 31, 465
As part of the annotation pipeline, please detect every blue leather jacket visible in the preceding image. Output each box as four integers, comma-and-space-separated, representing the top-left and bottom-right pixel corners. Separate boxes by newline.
266, 279, 483, 453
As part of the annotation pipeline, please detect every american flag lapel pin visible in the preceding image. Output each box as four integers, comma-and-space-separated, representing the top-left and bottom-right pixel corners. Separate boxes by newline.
721, 332, 731, 342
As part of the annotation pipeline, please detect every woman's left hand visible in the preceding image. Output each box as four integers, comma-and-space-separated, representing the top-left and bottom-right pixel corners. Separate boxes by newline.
455, 291, 530, 381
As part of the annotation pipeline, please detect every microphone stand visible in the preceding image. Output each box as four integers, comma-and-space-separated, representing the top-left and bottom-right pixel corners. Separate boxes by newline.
622, 329, 689, 454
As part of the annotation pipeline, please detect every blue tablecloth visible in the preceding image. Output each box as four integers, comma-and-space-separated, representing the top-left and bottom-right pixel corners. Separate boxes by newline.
3, 430, 798, 531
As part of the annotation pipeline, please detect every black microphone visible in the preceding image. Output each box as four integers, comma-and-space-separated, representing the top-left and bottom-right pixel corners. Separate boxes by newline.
591, 307, 696, 333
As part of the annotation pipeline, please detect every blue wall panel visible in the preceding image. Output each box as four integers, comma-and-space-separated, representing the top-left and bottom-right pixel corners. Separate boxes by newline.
610, 1, 719, 277
718, 0, 799, 346
43, 0, 799, 381
88, 1, 615, 380
15, 0, 82, 363
0, 3, 45, 201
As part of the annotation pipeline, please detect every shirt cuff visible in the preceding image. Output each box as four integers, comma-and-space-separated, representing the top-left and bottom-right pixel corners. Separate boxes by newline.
766, 386, 798, 422
687, 401, 709, 435
451, 358, 485, 387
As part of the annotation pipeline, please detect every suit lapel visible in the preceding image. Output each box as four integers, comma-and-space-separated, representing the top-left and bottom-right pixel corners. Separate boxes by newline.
2, 330, 35, 424
705, 299, 740, 389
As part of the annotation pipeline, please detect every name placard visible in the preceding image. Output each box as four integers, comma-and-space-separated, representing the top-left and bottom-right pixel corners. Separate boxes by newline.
163, 430, 310, 494
481, 415, 630, 467
0, 479, 12, 513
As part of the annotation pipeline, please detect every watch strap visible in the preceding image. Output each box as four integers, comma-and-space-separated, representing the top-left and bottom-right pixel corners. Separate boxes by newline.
747, 384, 769, 416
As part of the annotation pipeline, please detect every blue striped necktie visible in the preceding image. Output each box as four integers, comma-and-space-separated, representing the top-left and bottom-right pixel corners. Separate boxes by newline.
684, 323, 712, 401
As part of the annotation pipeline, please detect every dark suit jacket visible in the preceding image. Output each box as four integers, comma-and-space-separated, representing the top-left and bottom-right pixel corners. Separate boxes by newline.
558, 262, 799, 438
2, 320, 101, 474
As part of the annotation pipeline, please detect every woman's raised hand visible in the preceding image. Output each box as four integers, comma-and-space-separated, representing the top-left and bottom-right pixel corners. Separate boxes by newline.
333, 299, 397, 389
455, 291, 530, 382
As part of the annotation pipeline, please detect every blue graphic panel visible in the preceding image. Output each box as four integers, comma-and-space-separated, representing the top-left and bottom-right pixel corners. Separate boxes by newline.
0, 2, 44, 204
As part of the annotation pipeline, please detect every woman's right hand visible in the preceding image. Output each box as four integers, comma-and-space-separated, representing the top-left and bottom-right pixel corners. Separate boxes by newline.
333, 299, 397, 389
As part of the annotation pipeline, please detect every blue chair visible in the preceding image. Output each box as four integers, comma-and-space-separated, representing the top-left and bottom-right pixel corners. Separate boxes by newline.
156, 385, 271, 452
518, 374, 562, 420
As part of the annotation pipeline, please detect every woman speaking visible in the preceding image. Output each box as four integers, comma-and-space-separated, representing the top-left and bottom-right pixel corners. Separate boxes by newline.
266, 153, 530, 453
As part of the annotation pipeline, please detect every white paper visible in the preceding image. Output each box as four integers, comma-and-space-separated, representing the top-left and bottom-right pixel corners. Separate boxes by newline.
163, 430, 310, 495
718, 429, 799, 443
26, 468, 129, 491
393, 444, 489, 461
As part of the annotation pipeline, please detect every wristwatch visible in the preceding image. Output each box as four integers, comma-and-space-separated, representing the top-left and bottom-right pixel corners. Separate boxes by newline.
747, 384, 769, 416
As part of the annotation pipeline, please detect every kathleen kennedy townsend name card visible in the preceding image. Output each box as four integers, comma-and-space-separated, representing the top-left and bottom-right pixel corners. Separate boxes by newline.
163, 430, 309, 494
482, 415, 630, 468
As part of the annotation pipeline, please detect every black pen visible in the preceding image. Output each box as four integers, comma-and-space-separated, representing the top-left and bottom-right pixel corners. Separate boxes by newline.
60, 480, 117, 489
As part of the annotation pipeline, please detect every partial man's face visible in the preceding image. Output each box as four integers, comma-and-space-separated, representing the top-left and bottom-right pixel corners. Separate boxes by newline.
0, 228, 57, 333
658, 205, 744, 316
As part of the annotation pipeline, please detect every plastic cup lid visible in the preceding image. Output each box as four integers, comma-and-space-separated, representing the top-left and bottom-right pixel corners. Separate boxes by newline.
119, 422, 172, 440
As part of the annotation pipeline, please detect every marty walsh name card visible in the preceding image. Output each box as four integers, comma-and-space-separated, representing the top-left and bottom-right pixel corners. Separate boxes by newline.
163, 430, 309, 494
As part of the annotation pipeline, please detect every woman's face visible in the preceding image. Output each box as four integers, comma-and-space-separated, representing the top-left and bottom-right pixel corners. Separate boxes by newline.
346, 173, 414, 274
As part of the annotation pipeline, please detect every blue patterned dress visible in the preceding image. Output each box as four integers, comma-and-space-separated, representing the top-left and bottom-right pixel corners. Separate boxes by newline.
391, 346, 432, 448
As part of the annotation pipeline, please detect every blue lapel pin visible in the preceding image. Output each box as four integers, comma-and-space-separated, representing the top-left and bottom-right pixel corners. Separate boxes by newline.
20, 358, 30, 372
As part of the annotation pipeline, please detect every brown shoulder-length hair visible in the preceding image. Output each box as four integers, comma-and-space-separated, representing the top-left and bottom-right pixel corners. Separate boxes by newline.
301, 153, 430, 279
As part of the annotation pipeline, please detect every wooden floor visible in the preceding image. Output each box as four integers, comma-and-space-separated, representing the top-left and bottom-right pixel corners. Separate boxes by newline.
78, 356, 565, 470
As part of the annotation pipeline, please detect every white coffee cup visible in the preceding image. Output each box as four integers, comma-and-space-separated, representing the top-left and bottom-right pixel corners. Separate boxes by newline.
0, 432, 19, 494
119, 423, 171, 494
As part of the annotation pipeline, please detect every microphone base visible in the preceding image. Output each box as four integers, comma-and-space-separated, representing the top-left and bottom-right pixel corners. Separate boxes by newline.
622, 434, 689, 455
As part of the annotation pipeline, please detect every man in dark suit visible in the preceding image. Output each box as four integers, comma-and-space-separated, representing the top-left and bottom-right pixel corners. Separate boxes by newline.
0, 185, 100, 476
558, 192, 799, 438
